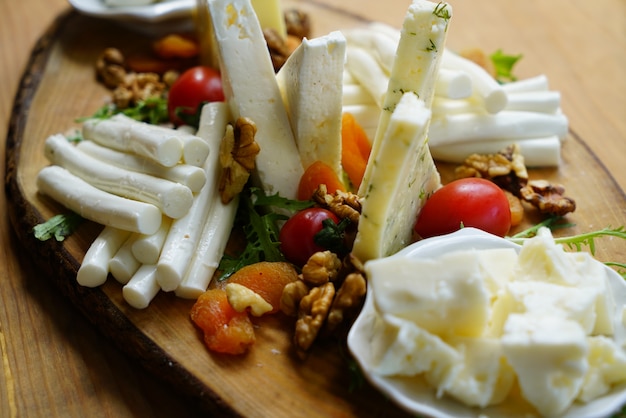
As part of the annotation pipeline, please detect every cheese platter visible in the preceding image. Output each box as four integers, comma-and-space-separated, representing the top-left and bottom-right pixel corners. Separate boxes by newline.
5, 0, 626, 416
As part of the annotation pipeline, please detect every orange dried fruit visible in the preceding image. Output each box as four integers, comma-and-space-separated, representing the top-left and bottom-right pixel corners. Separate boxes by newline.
190, 288, 255, 355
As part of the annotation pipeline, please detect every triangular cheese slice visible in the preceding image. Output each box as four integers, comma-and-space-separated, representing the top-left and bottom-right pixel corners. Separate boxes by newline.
352, 0, 452, 261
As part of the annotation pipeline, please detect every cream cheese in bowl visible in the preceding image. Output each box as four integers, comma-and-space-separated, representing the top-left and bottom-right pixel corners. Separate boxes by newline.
348, 227, 626, 417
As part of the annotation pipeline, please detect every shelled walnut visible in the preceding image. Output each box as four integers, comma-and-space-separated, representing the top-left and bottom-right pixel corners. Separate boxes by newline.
95, 47, 175, 109
218, 117, 261, 203
286, 251, 366, 359
455, 143, 576, 217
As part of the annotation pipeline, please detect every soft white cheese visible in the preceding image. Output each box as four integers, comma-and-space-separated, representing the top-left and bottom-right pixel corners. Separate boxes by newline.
501, 314, 589, 417
367, 250, 490, 338
355, 228, 626, 414
276, 31, 346, 178
207, 0, 303, 199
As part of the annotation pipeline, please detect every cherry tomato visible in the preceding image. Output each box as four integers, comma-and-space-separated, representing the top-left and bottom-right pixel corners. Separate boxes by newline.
414, 178, 512, 238
167, 66, 225, 125
279, 208, 339, 267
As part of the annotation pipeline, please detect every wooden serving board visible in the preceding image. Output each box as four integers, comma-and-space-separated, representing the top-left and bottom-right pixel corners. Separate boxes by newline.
5, 2, 626, 417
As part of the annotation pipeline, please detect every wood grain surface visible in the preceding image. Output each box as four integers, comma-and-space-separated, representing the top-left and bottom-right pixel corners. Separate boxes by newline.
2, 1, 625, 417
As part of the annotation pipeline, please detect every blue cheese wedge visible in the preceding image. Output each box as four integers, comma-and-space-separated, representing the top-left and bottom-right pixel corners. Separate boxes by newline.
276, 31, 346, 178
353, 0, 451, 261
207, 0, 303, 199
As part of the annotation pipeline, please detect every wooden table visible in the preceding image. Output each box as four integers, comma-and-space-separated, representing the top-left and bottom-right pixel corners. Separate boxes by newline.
1, 0, 624, 416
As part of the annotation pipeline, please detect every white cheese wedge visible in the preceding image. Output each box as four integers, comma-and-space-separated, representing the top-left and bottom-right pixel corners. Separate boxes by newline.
434, 337, 515, 408
369, 313, 461, 377
352, 0, 451, 261
352, 93, 441, 261
276, 31, 346, 177
367, 249, 490, 338
207, 0, 303, 199
502, 314, 589, 417
578, 336, 626, 403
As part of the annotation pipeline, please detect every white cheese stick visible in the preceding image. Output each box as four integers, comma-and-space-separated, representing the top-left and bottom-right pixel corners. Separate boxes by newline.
111, 114, 210, 167
342, 27, 398, 74
433, 97, 482, 115
277, 31, 346, 177
358, 0, 450, 197
429, 111, 569, 146
82, 117, 184, 167
175, 197, 239, 299
342, 83, 377, 106
77, 140, 206, 193
354, 93, 440, 261
77, 226, 131, 287
109, 234, 141, 285
345, 46, 389, 108
36, 165, 162, 235
208, 0, 303, 199
502, 74, 549, 93
157, 102, 230, 292
442, 49, 507, 114
367, 21, 401, 43
44, 134, 193, 219
435, 67, 472, 99
131, 216, 172, 265
504, 91, 561, 114
123, 264, 160, 309
430, 136, 562, 167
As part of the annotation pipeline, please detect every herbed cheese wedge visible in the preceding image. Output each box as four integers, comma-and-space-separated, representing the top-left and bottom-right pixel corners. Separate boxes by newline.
206, 0, 303, 200
353, 93, 440, 261
358, 0, 451, 197
352, 0, 451, 261
276, 31, 346, 178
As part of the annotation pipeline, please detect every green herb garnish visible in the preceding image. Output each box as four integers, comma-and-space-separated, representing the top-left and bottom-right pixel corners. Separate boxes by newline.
490, 49, 523, 83
33, 212, 84, 242
79, 96, 169, 125
217, 187, 313, 280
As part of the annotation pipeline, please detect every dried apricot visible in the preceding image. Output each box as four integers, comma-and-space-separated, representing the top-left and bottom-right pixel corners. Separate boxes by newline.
190, 288, 255, 355
220, 262, 298, 314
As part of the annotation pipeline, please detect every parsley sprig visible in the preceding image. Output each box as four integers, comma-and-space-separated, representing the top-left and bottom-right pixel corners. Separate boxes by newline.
80, 96, 169, 125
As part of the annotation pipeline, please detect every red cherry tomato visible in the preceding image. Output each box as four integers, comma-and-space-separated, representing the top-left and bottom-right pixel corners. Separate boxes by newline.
279, 208, 339, 267
167, 66, 225, 125
414, 178, 512, 238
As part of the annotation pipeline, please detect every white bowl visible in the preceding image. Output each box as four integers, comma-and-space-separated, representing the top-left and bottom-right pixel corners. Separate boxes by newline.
68, 0, 196, 35
347, 227, 626, 418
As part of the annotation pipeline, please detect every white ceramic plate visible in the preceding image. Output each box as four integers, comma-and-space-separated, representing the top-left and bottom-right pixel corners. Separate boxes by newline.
68, 0, 196, 34
347, 228, 626, 418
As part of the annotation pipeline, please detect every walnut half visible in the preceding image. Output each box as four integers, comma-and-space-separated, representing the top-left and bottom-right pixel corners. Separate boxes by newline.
520, 179, 576, 217
218, 117, 261, 203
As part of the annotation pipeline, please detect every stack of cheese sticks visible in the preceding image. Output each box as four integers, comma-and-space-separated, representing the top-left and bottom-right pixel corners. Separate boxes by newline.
37, 103, 237, 308
341, 22, 568, 167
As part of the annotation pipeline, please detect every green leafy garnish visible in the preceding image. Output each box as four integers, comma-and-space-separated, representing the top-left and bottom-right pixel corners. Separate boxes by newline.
79, 96, 169, 125
315, 218, 351, 256
433, 2, 451, 20
33, 212, 84, 242
217, 187, 313, 280
174, 101, 208, 129
490, 49, 523, 83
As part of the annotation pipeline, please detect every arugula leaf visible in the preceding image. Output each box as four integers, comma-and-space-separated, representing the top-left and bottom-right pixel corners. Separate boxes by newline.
33, 212, 84, 242
217, 188, 313, 280
78, 96, 169, 125
490, 49, 523, 83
